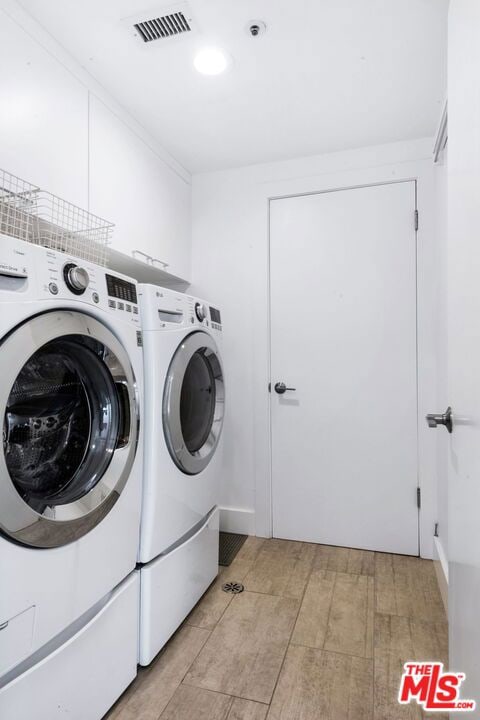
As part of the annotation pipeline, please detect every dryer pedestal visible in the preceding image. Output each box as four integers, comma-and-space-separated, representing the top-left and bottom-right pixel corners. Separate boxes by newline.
0, 572, 139, 720
139, 507, 219, 666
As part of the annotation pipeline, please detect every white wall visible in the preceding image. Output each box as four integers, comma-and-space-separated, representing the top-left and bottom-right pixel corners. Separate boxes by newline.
0, 0, 192, 281
192, 138, 439, 558
0, 6, 89, 209
88, 96, 191, 279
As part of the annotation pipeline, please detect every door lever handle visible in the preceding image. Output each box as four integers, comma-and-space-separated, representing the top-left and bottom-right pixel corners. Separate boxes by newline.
274, 382, 296, 395
426, 406, 453, 433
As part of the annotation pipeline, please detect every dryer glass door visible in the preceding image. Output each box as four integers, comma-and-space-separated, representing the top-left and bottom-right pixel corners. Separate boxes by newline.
0, 311, 139, 548
164, 331, 224, 475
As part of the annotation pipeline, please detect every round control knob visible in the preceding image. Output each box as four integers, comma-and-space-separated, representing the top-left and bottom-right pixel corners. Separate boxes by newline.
195, 302, 207, 322
63, 263, 89, 295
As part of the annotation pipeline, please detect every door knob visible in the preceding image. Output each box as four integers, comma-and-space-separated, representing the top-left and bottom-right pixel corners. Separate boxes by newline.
274, 382, 296, 395
426, 406, 453, 433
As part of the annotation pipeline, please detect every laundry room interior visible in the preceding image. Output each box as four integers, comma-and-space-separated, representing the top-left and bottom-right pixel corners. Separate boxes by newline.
1, 0, 479, 718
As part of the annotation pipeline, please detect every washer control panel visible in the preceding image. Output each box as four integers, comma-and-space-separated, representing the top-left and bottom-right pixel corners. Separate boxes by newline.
105, 274, 139, 315
106, 273, 138, 304
39, 247, 140, 325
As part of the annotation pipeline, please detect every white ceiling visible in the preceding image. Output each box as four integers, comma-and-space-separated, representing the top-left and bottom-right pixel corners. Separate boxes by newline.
18, 0, 448, 173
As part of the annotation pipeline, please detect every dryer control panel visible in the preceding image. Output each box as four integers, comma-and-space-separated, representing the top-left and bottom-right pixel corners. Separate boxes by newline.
190, 299, 222, 331
139, 284, 222, 335
208, 305, 222, 331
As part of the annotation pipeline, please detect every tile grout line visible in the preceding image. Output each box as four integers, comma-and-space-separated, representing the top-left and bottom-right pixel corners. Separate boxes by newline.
373, 611, 447, 625
261, 544, 319, 711
288, 643, 381, 663
225, 694, 235, 720
158, 685, 236, 720
155, 623, 214, 720
365, 574, 373, 660
226, 694, 270, 707
185, 593, 234, 632
321, 569, 337, 652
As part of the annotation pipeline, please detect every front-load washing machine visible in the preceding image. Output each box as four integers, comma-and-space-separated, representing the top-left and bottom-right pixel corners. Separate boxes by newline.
0, 236, 143, 720
138, 284, 224, 665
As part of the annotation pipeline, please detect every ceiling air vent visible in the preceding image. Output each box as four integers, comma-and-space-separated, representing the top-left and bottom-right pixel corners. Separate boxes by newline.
134, 11, 192, 43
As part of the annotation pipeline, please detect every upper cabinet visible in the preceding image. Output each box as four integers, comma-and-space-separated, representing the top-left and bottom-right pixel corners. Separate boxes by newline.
0, 9, 88, 208
89, 96, 191, 282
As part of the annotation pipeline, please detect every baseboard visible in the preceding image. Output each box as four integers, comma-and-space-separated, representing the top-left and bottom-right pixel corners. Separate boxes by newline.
433, 536, 448, 615
219, 507, 255, 536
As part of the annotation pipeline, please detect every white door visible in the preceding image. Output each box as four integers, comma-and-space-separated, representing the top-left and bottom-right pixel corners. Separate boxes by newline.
444, 0, 480, 703
270, 181, 419, 554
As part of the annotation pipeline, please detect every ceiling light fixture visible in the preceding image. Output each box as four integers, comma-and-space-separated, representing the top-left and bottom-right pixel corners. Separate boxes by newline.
194, 47, 229, 75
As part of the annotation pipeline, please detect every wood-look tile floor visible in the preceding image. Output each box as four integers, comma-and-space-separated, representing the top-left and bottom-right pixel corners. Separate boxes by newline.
105, 538, 447, 720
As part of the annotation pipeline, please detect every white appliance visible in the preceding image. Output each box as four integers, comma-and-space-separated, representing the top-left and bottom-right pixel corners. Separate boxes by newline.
138, 284, 224, 665
0, 236, 143, 720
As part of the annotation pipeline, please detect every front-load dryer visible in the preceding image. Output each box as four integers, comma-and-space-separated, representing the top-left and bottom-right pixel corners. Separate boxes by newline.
138, 284, 224, 665
0, 236, 143, 719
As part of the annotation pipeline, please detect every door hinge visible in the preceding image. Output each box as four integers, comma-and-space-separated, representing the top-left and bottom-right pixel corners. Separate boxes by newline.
417, 487, 421, 509
434, 522, 439, 537
414, 209, 419, 231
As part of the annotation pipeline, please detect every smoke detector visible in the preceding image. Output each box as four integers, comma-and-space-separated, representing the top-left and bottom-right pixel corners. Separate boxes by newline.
247, 20, 267, 38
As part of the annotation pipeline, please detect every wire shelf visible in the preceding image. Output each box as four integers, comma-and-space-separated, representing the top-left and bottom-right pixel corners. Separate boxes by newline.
30, 193, 114, 266
0, 169, 114, 266
0, 169, 38, 243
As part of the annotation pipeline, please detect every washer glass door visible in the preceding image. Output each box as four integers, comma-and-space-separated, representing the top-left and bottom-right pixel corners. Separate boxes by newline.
0, 311, 139, 548
163, 331, 224, 475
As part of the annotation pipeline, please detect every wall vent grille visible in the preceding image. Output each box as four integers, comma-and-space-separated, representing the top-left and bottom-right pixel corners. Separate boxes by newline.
134, 12, 192, 42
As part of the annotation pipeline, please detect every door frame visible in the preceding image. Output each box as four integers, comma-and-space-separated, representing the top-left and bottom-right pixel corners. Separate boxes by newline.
267, 179, 420, 554
252, 156, 438, 559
